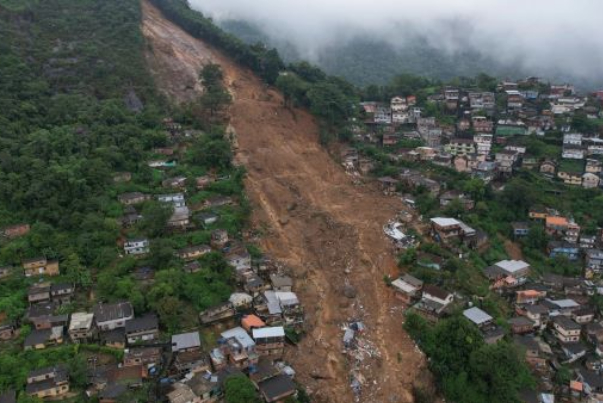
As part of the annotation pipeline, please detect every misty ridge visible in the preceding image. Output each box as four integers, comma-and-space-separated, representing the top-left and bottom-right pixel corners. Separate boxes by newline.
188, 0, 603, 89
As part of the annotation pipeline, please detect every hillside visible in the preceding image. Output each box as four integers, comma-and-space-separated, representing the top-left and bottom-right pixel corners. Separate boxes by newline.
0, 0, 246, 399
143, 1, 432, 402
0, 0, 163, 396
218, 19, 510, 86
218, 18, 601, 90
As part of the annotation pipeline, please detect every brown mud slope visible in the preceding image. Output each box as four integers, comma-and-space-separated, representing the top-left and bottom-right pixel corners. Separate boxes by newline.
504, 239, 525, 260
142, 1, 432, 401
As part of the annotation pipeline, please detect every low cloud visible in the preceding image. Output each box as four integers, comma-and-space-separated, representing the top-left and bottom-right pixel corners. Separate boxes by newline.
189, 0, 603, 83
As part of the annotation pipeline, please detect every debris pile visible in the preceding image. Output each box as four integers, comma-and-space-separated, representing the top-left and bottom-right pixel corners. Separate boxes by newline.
383, 220, 417, 249
341, 320, 384, 400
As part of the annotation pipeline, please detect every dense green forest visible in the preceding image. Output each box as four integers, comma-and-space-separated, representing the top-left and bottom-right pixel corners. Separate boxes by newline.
218, 19, 513, 87
0, 0, 162, 397
0, 0, 246, 398
218, 17, 602, 91
405, 314, 534, 403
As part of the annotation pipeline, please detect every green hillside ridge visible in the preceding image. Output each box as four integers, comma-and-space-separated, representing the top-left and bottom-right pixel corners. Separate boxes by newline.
0, 0, 245, 398
218, 17, 601, 90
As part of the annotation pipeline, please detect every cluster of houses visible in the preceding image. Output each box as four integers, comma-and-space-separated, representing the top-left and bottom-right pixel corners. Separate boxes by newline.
0, 117, 305, 402
392, 245, 603, 401
353, 80, 603, 190
353, 82, 603, 403
482, 263, 603, 402
119, 187, 231, 235
389, 200, 603, 401
538, 133, 603, 189
0, 246, 303, 401
514, 206, 603, 277
4, 296, 298, 401
392, 274, 455, 321
366, 86, 603, 400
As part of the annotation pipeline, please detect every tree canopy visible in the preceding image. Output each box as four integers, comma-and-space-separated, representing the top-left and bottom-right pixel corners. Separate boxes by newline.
404, 313, 534, 403
224, 375, 261, 403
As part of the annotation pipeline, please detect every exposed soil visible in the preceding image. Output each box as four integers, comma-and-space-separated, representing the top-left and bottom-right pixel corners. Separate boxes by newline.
142, 2, 433, 401
504, 239, 525, 260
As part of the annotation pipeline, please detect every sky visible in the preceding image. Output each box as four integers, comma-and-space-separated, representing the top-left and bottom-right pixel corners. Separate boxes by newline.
188, 0, 603, 83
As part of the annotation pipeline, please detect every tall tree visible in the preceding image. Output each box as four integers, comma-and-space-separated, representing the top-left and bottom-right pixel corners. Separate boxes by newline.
199, 63, 225, 90
306, 82, 352, 126
259, 48, 285, 84
468, 342, 534, 403
224, 375, 261, 403
197, 64, 232, 118
276, 73, 308, 108
190, 136, 232, 170
141, 201, 173, 238
63, 253, 92, 287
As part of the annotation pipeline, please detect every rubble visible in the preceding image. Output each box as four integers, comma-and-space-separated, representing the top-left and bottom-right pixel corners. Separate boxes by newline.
343, 285, 357, 299
383, 219, 417, 249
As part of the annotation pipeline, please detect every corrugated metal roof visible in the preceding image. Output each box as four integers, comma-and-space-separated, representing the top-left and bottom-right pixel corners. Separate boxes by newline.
550, 298, 579, 308
264, 291, 282, 315
221, 327, 255, 349
430, 217, 460, 227
495, 260, 529, 273
391, 279, 417, 294
463, 307, 493, 325
274, 291, 299, 306
172, 331, 200, 352
252, 326, 285, 339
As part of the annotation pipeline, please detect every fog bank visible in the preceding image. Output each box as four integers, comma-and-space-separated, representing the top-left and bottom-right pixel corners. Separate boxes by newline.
189, 0, 603, 84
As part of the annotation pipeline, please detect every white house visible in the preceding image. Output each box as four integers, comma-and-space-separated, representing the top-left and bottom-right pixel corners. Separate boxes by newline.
473, 134, 493, 155
226, 249, 252, 276
392, 111, 410, 124
551, 97, 585, 114
422, 284, 453, 306
562, 146, 586, 160
157, 193, 186, 208
68, 312, 95, 342
390, 96, 408, 112
124, 238, 149, 255
583, 173, 600, 189
585, 137, 603, 155
494, 260, 531, 279
563, 133, 583, 146
221, 327, 256, 352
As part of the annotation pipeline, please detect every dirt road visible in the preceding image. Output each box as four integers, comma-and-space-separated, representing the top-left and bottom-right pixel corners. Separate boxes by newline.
142, 2, 432, 401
